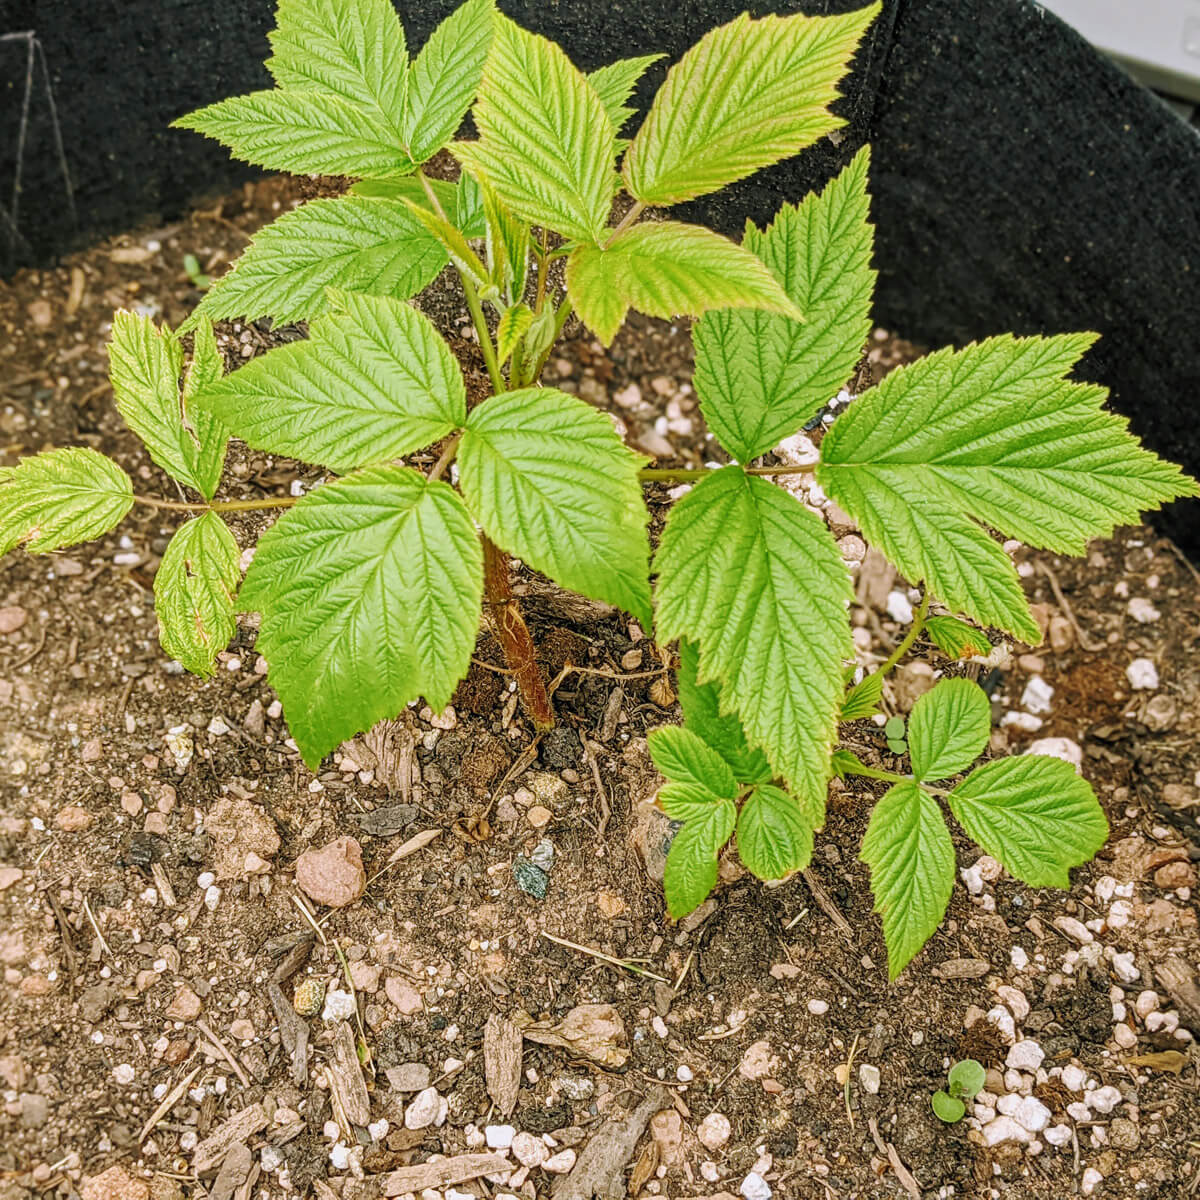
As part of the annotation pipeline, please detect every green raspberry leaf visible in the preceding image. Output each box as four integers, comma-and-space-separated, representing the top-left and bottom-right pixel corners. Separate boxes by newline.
862, 779, 955, 979
908, 678, 991, 782
567, 221, 801, 347
0, 448, 133, 557
737, 784, 814, 880
481, 180, 530, 305
587, 54, 663, 132
496, 304, 534, 365
831, 748, 869, 779
818, 334, 1200, 643
841, 670, 883, 721
924, 615, 992, 660
192, 291, 465, 474
647, 726, 737, 798
623, 4, 880, 205
654, 467, 853, 810
154, 511, 240, 677
459, 387, 652, 628
948, 755, 1108, 888
658, 781, 731, 822
694, 146, 875, 461
239, 466, 482, 769
663, 800, 736, 919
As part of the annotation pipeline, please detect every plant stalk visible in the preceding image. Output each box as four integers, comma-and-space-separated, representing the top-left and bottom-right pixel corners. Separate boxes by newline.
876, 590, 932, 679
133, 494, 297, 514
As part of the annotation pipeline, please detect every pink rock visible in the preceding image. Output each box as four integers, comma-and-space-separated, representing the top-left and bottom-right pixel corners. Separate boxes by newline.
165, 985, 202, 1022
55, 806, 93, 831
0, 606, 27, 634
385, 977, 423, 1014
295, 837, 366, 907
81, 1166, 150, 1200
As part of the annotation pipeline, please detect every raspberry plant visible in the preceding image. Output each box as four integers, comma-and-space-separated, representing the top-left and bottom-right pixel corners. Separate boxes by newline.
3, 0, 1195, 976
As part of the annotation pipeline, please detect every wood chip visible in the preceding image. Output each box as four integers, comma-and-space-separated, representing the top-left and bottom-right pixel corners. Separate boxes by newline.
1155, 957, 1200, 1033
328, 1020, 371, 1127
551, 1091, 664, 1200
386, 827, 440, 864
517, 1003, 630, 1068
379, 1152, 510, 1196
483, 1012, 523, 1116
267, 980, 309, 1086
209, 1142, 252, 1200
1125, 1049, 1188, 1074
932, 957, 992, 980
193, 1103, 267, 1175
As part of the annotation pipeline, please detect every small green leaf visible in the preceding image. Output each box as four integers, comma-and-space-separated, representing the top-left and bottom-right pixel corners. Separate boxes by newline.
647, 726, 737, 798
395, 195, 489, 285
658, 780, 733, 822
481, 180, 530, 304
862, 779, 956, 978
496, 304, 534, 364
948, 755, 1108, 888
587, 54, 663, 131
0, 448, 133, 557
925, 615, 992, 660
908, 678, 991, 782
663, 800, 736, 919
459, 387, 652, 628
887, 738, 909, 756
884, 715, 906, 741
737, 784, 814, 880
154, 511, 240, 676
455, 171, 485, 238
931, 1091, 966, 1123
841, 671, 883, 721
192, 291, 466, 474
947, 1059, 987, 1100
567, 221, 801, 347
183, 315, 224, 400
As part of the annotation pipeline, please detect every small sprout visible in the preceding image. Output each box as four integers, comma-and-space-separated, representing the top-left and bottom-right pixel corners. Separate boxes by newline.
884, 713, 908, 755
183, 253, 211, 290
932, 1058, 986, 1123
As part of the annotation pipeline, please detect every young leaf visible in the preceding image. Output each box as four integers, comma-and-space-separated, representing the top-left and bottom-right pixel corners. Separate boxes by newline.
458, 387, 652, 628
831, 747, 869, 779
402, 0, 495, 164
663, 800, 736, 919
677, 640, 772, 784
397, 196, 490, 285
154, 511, 240, 676
623, 4, 880, 205
173, 89, 415, 178
925, 614, 992, 660
587, 54, 663, 131
931, 1092, 966, 1123
907, 678, 991, 782
192, 291, 465, 474
0, 448, 133, 557
567, 221, 801, 347
737, 784, 814, 880
654, 467, 853, 808
818, 334, 1200, 643
184, 315, 224, 400
861, 779, 956, 978
647, 726, 737, 798
694, 146, 875, 461
948, 755, 1108, 888
186, 196, 448, 327
947, 1059, 987, 1099
239, 466, 482, 769
482, 180, 530, 304
841, 670, 883, 721
107, 312, 227, 500
455, 171, 486, 238
496, 304, 534, 365
350, 174, 486, 239
452, 15, 617, 243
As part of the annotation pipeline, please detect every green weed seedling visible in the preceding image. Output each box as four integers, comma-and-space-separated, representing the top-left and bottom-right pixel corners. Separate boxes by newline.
932, 1059, 987, 1123
2, 0, 1195, 974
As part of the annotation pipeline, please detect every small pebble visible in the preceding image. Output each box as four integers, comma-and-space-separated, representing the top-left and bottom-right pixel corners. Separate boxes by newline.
1125, 658, 1159, 690
740, 1171, 772, 1200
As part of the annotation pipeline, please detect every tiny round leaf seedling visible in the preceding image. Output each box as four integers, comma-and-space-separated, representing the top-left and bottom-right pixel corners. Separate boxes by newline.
931, 1090, 966, 1123
947, 1058, 987, 1099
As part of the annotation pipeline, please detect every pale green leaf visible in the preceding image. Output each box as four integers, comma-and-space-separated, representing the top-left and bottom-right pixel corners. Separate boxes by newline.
239, 466, 482, 769
459, 387, 652, 628
924, 615, 992, 660
0, 448, 133, 556
862, 779, 955, 978
349, 173, 485, 239
108, 311, 227, 499
819, 334, 1199, 642
587, 54, 663, 131
663, 800, 736, 919
932, 1092, 966, 1123
567, 221, 801, 347
948, 755, 1108, 888
658, 781, 731, 822
737, 784, 814, 880
183, 315, 224, 400
482, 179, 530, 304
647, 726, 737, 798
654, 466, 853, 808
154, 511, 240, 676
185, 196, 448, 328
496, 304, 533, 364
193, 291, 464, 474
908, 678, 991, 782
455, 171, 485, 238
451, 14, 617, 243
397, 195, 489, 284
623, 4, 880, 205
841, 671, 883, 721
694, 146, 875, 461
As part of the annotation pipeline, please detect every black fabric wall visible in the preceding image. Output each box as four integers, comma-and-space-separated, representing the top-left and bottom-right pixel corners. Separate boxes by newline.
4, 0, 1200, 551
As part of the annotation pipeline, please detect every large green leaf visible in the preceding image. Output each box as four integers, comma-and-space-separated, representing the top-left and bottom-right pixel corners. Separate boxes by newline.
0, 448, 133, 556
239, 467, 482, 768
587, 55, 663, 132
948, 755, 1108, 888
647, 726, 737, 798
567, 221, 801, 347
663, 799, 736, 919
192, 291, 465, 473
658, 781, 732, 823
907, 678, 991, 783
452, 15, 617, 243
862, 780, 956, 978
623, 4, 880, 205
186, 197, 448, 328
154, 511, 240, 677
737, 784, 814, 880
458, 387, 652, 628
818, 334, 1199, 643
108, 312, 228, 500
654, 467, 853, 808
693, 146, 875, 461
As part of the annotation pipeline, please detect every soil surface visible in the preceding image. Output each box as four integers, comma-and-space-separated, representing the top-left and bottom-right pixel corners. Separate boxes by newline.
1, 178, 1198, 1200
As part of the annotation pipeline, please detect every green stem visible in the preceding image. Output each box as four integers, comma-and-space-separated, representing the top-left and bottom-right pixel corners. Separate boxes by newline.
638, 463, 818, 483
134, 494, 297, 514
876, 590, 932, 679
837, 759, 950, 797
606, 201, 645, 246
462, 272, 506, 393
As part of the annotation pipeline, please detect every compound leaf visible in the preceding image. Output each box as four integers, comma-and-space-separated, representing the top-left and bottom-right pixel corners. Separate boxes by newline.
818, 334, 1199, 643
623, 4, 880, 205
154, 510, 240, 676
694, 145, 875, 461
0, 448, 133, 556
647, 725, 737, 798
841, 670, 883, 721
925, 614, 992, 660
908, 678, 991, 782
192, 291, 465, 474
862, 779, 955, 978
948, 755, 1108, 888
587, 54, 663, 132
239, 466, 482, 769
654, 466, 853, 809
459, 387, 652, 628
737, 784, 814, 880
663, 799, 736, 919
567, 221, 800, 347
